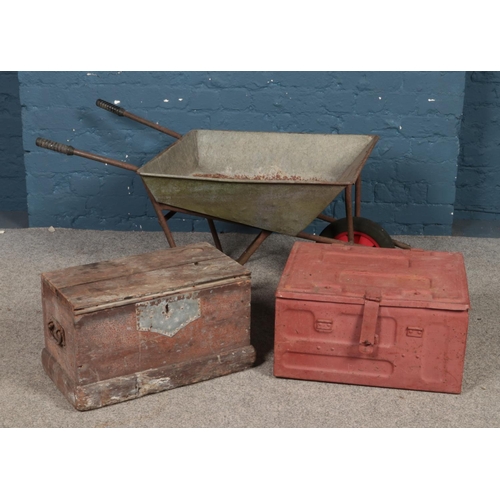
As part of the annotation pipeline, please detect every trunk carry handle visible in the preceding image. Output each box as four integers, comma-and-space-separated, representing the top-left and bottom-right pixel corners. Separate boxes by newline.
359, 290, 381, 354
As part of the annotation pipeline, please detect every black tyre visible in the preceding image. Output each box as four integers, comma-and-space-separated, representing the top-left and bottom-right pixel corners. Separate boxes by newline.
319, 217, 394, 248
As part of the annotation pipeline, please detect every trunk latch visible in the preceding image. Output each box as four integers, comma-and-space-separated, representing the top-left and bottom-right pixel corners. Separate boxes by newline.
359, 290, 381, 354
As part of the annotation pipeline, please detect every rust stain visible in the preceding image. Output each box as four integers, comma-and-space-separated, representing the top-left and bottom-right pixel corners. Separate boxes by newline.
192, 172, 322, 182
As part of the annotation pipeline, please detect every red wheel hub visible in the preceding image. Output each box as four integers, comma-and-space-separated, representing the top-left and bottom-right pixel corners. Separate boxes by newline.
334, 231, 381, 247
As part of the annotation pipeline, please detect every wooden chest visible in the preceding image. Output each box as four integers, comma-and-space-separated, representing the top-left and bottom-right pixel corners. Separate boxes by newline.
274, 242, 470, 394
41, 242, 255, 410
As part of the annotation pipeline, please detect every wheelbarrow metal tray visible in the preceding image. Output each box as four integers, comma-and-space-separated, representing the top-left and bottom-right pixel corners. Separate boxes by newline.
139, 130, 378, 236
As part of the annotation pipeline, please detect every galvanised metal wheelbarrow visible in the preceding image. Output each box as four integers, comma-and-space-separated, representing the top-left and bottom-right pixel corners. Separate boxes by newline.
36, 99, 406, 264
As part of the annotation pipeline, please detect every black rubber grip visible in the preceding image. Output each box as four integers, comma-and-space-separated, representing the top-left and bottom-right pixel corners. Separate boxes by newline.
96, 99, 125, 116
36, 138, 75, 155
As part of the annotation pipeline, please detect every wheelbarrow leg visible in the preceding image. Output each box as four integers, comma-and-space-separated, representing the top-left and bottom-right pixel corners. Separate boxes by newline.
317, 213, 336, 224
344, 184, 354, 243
207, 218, 223, 252
297, 232, 343, 244
237, 230, 272, 265
355, 174, 362, 217
144, 185, 177, 248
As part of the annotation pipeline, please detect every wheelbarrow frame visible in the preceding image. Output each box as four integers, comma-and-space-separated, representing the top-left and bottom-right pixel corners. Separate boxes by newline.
36, 100, 408, 264
144, 175, 363, 265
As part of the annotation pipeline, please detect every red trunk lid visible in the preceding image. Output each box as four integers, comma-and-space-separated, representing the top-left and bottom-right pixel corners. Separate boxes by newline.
276, 243, 469, 311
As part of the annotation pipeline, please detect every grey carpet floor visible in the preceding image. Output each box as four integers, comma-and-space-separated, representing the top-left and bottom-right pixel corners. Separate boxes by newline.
0, 228, 498, 427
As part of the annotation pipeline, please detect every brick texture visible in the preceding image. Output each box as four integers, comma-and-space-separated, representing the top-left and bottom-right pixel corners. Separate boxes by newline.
18, 71, 466, 235
0, 72, 27, 211
455, 71, 500, 220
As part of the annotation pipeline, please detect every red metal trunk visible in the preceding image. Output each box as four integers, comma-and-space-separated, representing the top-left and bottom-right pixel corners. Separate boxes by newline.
274, 242, 470, 394
41, 242, 255, 410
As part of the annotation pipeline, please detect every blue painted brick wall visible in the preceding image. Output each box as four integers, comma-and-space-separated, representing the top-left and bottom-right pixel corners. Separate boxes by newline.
18, 71, 466, 235
455, 72, 500, 220
0, 72, 27, 211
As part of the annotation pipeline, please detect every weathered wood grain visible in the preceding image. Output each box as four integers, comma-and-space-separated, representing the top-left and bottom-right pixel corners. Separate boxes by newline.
42, 345, 256, 411
63, 257, 248, 312
40, 243, 254, 411
42, 241, 249, 313
42, 242, 244, 290
74, 280, 251, 385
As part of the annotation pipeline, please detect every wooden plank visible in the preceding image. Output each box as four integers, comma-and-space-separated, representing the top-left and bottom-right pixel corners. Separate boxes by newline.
74, 281, 251, 383
43, 345, 256, 411
42, 242, 224, 289
72, 276, 249, 315
62, 257, 249, 311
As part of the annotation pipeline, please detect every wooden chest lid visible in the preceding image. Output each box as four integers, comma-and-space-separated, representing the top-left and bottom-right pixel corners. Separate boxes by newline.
42, 242, 250, 314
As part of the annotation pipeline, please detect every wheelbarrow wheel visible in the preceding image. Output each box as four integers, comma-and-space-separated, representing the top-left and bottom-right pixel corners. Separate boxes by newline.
320, 217, 394, 248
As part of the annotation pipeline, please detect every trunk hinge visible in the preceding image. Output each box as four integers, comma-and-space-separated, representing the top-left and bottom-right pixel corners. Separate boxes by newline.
359, 290, 381, 354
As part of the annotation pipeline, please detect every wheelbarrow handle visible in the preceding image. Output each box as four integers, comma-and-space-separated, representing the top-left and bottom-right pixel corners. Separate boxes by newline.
36, 137, 75, 155
96, 99, 125, 116
35, 137, 139, 172
95, 99, 183, 140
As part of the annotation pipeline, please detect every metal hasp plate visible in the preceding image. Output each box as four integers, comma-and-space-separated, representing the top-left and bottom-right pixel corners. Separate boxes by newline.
40, 242, 255, 410
139, 130, 378, 236
136, 294, 201, 337
274, 242, 470, 394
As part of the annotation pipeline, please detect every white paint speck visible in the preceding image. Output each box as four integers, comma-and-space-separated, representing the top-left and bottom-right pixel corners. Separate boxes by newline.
67, 139, 70, 142
72, 129, 75, 132
451, 212, 454, 215
114, 100, 120, 105
86, 72, 97, 76
428, 98, 436, 102
378, 96, 382, 100
271, 79, 273, 82
178, 98, 183, 101
140, 225, 142, 229
125, 154, 128, 158
399, 126, 402, 130
209, 78, 211, 81
164, 99, 169, 102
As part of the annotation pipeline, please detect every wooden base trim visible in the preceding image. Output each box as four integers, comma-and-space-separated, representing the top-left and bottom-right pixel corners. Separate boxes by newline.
42, 346, 256, 411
